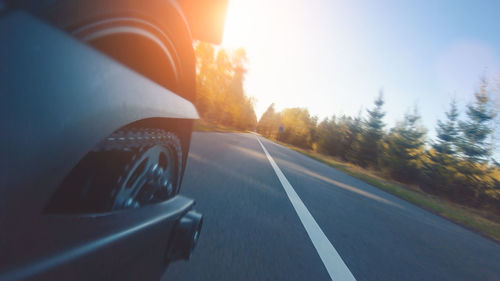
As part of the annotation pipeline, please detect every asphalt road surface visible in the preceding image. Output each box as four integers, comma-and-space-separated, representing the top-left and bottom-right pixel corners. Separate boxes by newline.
163, 132, 500, 281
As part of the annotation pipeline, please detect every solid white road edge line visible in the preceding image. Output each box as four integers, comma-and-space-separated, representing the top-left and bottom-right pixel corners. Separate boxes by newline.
256, 136, 357, 281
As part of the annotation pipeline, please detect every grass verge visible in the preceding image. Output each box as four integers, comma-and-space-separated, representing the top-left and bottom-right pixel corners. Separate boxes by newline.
193, 119, 250, 133
273, 140, 500, 242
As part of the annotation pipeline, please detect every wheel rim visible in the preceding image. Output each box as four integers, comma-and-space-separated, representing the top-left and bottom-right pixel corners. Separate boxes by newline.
112, 144, 177, 210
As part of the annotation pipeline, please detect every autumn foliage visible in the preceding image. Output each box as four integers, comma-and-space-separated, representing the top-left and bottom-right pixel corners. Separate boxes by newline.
194, 42, 257, 130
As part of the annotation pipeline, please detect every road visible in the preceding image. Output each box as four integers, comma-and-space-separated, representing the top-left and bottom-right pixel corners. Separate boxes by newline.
163, 132, 500, 281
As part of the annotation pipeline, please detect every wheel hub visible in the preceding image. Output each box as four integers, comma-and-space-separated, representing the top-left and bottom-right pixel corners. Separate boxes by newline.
113, 144, 177, 210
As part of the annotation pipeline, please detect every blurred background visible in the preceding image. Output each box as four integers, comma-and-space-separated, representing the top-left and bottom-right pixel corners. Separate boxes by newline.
191, 0, 500, 217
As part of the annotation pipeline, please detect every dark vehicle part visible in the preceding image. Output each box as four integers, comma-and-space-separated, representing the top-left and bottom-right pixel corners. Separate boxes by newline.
0, 0, 228, 279
46, 129, 183, 214
0, 10, 197, 222
166, 210, 203, 262
6, 0, 228, 103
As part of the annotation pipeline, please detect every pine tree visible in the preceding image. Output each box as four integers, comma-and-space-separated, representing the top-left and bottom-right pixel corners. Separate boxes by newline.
382, 107, 426, 183
355, 92, 386, 167
458, 79, 495, 163
451, 79, 498, 202
336, 116, 360, 160
345, 111, 364, 163
423, 100, 461, 195
433, 99, 460, 155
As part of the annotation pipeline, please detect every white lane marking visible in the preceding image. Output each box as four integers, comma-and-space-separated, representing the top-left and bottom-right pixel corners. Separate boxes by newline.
256, 137, 357, 281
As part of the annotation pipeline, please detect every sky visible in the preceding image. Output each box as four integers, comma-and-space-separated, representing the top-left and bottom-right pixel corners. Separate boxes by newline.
220, 0, 500, 151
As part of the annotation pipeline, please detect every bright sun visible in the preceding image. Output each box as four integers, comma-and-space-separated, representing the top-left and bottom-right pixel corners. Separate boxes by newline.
221, 0, 257, 49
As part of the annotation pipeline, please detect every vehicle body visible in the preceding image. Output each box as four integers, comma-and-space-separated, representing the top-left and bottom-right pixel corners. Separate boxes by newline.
0, 0, 227, 280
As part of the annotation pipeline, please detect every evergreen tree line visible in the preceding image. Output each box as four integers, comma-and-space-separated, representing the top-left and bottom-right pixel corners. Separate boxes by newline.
257, 83, 500, 212
194, 42, 257, 130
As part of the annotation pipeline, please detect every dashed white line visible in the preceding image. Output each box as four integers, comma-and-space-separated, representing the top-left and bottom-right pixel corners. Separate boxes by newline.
256, 136, 357, 281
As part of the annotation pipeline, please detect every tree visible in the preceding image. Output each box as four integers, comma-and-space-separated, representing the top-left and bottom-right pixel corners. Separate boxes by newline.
433, 99, 460, 155
316, 116, 341, 156
212, 49, 235, 124
194, 43, 256, 130
238, 97, 258, 130
316, 115, 363, 160
280, 108, 316, 149
345, 112, 364, 162
381, 107, 426, 183
194, 42, 216, 116
457, 78, 496, 163
353, 92, 386, 167
257, 103, 282, 138
423, 99, 461, 195
451, 78, 498, 203
491, 75, 500, 157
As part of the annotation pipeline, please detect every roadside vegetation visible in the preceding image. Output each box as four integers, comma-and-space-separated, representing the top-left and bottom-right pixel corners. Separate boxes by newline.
257, 87, 500, 240
193, 42, 500, 240
193, 119, 251, 133
278, 141, 500, 241
193, 42, 257, 131
257, 86, 500, 219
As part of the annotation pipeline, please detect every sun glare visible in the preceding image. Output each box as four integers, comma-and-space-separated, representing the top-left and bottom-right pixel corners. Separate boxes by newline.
221, 0, 256, 48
